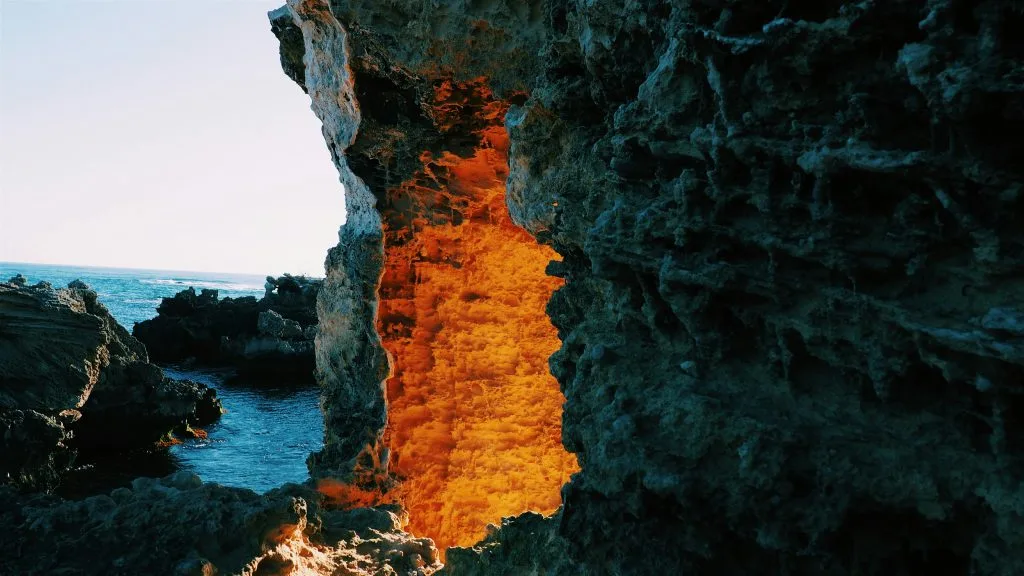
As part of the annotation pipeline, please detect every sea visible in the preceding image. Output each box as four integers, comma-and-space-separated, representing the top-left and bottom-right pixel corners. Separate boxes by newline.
0, 262, 324, 496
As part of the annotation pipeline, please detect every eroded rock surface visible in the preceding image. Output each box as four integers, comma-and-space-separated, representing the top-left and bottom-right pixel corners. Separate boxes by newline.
442, 511, 580, 576
0, 471, 440, 576
133, 274, 321, 384
0, 278, 221, 492
273, 0, 1024, 574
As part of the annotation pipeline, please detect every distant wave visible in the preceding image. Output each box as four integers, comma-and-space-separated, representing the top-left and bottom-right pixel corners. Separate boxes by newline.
122, 298, 163, 305
139, 278, 264, 292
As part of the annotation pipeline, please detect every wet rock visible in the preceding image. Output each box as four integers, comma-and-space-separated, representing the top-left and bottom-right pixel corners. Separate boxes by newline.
0, 278, 221, 492
133, 275, 320, 384
980, 308, 1024, 336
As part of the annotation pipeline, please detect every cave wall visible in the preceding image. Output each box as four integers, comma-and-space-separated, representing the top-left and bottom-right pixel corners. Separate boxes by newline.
271, 2, 576, 552
274, 0, 1024, 573
370, 85, 577, 552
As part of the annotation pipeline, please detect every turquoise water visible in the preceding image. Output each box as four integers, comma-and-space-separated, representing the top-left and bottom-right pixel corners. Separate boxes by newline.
0, 262, 324, 495
0, 261, 269, 329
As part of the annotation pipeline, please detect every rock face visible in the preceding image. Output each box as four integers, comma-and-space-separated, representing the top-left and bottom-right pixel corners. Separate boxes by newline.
273, 0, 1024, 574
272, 3, 577, 557
0, 472, 440, 576
133, 274, 321, 383
0, 409, 76, 496
442, 511, 578, 576
0, 278, 222, 492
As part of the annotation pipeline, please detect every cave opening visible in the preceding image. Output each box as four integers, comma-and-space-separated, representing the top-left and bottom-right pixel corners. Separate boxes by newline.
368, 79, 579, 554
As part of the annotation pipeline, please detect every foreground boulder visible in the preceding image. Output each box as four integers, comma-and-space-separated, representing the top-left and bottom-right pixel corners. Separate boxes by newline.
133, 274, 320, 384
0, 278, 222, 492
0, 471, 440, 576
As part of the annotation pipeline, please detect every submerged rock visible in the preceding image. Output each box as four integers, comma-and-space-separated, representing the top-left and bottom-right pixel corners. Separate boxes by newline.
0, 472, 440, 576
0, 278, 222, 492
133, 274, 320, 384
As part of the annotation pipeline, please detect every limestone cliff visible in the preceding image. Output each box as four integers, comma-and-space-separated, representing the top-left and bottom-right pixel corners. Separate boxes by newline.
0, 277, 437, 576
273, 0, 1024, 574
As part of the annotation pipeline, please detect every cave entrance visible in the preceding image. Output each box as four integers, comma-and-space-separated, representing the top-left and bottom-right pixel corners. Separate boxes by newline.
374, 80, 578, 554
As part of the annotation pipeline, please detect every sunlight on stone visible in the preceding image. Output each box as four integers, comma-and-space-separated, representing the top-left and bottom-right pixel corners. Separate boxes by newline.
375, 80, 578, 556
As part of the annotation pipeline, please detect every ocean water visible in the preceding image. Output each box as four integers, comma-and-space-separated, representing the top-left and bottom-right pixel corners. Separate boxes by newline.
0, 262, 324, 495
0, 261, 271, 328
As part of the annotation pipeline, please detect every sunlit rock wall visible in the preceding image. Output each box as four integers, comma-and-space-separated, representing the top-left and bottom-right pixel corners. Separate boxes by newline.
372, 82, 576, 552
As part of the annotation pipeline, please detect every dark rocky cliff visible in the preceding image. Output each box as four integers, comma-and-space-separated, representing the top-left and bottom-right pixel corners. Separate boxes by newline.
133, 275, 321, 384
273, 0, 1024, 574
0, 278, 222, 493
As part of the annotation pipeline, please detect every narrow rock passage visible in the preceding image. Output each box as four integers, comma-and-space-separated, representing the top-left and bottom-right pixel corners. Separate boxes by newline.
376, 116, 576, 551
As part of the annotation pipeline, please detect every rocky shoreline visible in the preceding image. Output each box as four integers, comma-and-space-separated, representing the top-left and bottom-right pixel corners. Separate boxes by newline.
0, 276, 222, 493
133, 274, 320, 385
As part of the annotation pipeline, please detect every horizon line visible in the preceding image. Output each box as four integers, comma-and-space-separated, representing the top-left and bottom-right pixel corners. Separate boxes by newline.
0, 260, 325, 280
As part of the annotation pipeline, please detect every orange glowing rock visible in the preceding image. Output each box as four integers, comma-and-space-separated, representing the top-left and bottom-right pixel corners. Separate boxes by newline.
156, 435, 183, 448
373, 81, 578, 555
317, 477, 388, 509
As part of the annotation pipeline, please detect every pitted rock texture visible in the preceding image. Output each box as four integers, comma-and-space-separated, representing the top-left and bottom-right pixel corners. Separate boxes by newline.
540, 2, 1024, 574
0, 279, 221, 492
278, 0, 548, 97
442, 511, 580, 576
272, 0, 390, 482
133, 274, 320, 384
0, 472, 440, 576
274, 0, 529, 484
274, 0, 1024, 573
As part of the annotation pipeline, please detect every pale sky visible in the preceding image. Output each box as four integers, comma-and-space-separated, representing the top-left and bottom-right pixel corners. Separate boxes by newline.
0, 0, 345, 276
